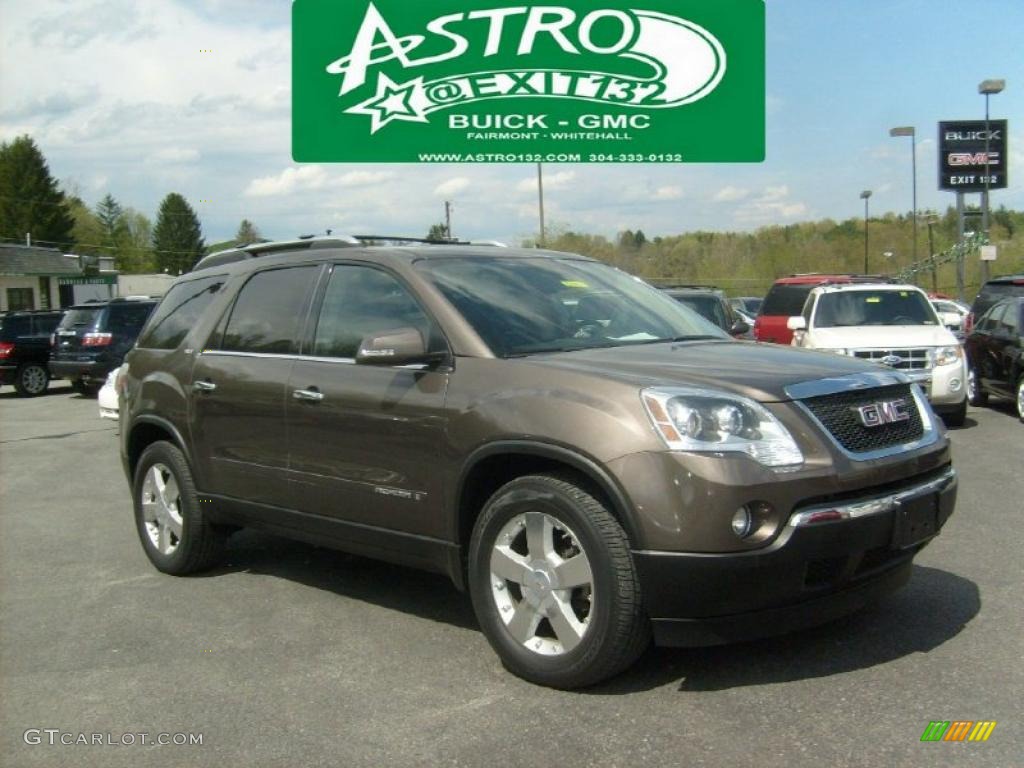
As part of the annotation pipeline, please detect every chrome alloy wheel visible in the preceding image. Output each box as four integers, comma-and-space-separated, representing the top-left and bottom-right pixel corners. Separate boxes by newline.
490, 511, 594, 656
967, 368, 979, 402
22, 366, 47, 394
1017, 379, 1024, 420
141, 463, 184, 555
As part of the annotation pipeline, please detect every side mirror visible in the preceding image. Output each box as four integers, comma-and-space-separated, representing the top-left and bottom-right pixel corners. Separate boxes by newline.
787, 316, 807, 332
356, 327, 435, 367
729, 319, 750, 337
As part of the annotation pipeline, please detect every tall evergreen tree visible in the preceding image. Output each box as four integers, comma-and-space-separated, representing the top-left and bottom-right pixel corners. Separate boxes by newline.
235, 219, 261, 243
0, 135, 75, 248
152, 193, 204, 274
96, 194, 125, 247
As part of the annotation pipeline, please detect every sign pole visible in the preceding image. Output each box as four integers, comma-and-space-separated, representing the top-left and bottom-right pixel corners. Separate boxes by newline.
955, 192, 966, 302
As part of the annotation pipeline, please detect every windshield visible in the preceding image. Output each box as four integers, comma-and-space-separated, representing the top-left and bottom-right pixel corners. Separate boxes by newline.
416, 257, 726, 357
815, 290, 938, 327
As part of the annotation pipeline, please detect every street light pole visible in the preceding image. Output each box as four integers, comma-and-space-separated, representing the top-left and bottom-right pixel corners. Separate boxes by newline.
925, 214, 938, 294
860, 190, 872, 273
978, 78, 1005, 285
889, 127, 917, 265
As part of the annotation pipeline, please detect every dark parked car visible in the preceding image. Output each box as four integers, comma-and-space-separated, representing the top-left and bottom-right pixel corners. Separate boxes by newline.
662, 286, 750, 338
0, 310, 64, 396
730, 296, 763, 315
49, 298, 158, 393
965, 296, 1023, 422
966, 274, 1024, 334
121, 240, 957, 689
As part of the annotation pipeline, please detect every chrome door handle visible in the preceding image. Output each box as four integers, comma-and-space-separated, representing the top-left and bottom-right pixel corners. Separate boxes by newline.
292, 388, 324, 403
193, 380, 217, 393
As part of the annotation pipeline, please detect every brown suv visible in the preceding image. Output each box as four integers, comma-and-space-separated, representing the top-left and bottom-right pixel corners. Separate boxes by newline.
120, 240, 958, 688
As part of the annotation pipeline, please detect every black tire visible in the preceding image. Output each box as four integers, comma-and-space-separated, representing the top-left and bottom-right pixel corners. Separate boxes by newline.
71, 378, 98, 396
132, 441, 225, 575
14, 363, 49, 397
940, 398, 967, 428
468, 474, 650, 689
967, 367, 988, 407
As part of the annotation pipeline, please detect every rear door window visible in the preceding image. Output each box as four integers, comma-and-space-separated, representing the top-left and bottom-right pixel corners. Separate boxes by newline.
138, 276, 226, 350
219, 267, 319, 354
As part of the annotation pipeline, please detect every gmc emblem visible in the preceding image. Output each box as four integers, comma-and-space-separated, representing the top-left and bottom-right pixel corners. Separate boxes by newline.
853, 399, 911, 428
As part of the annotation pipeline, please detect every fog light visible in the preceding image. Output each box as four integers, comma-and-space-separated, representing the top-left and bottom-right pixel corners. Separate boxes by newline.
731, 507, 754, 538
949, 378, 962, 392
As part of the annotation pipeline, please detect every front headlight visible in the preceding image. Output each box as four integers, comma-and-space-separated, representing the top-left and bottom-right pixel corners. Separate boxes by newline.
641, 387, 804, 468
934, 345, 963, 367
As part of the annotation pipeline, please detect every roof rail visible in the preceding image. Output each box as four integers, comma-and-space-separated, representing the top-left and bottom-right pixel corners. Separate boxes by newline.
193, 236, 361, 271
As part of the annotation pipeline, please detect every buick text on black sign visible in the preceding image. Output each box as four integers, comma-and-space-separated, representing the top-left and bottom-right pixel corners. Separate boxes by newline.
938, 120, 1008, 192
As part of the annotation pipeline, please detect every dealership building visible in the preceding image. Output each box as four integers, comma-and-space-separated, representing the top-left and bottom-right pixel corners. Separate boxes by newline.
0, 245, 118, 311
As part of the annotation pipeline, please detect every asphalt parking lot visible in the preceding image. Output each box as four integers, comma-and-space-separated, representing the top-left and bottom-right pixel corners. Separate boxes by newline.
1, 383, 1021, 768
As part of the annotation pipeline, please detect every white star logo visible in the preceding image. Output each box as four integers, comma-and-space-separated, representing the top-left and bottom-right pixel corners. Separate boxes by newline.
345, 74, 429, 134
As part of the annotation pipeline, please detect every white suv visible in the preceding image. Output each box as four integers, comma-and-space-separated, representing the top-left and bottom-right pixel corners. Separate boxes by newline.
787, 284, 968, 425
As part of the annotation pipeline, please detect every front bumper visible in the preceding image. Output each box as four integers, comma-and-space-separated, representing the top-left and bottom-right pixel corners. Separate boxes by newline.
900, 360, 967, 406
634, 466, 957, 646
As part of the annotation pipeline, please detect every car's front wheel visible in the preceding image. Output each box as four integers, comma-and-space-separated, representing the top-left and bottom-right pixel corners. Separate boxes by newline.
967, 367, 988, 407
1016, 376, 1024, 423
133, 441, 225, 575
468, 474, 650, 689
14, 363, 49, 397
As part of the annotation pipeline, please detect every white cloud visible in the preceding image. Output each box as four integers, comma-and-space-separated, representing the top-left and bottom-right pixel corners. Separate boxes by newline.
245, 166, 329, 197
434, 177, 471, 197
651, 186, 683, 201
734, 186, 808, 224
149, 147, 200, 164
713, 186, 750, 203
516, 170, 576, 193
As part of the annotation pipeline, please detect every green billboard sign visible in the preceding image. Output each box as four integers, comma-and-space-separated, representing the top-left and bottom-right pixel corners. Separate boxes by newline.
293, 0, 765, 163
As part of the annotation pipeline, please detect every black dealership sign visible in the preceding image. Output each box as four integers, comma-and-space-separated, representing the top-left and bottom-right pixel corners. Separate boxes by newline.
939, 120, 1008, 192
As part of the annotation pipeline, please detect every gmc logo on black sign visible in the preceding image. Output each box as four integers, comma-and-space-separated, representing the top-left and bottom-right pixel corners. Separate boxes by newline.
948, 152, 1000, 167
853, 399, 911, 428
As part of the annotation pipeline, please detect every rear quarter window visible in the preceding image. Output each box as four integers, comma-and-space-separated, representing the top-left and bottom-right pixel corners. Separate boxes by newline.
106, 303, 156, 333
0, 316, 29, 340
138, 277, 226, 350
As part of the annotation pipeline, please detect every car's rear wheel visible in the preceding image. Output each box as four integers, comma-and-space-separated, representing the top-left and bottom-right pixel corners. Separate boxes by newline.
468, 474, 649, 689
133, 441, 225, 575
1016, 377, 1024, 423
14, 363, 49, 397
967, 367, 988, 407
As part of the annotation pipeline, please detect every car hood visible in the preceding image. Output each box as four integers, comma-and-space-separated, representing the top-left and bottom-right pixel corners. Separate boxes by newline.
808, 325, 957, 349
523, 340, 883, 402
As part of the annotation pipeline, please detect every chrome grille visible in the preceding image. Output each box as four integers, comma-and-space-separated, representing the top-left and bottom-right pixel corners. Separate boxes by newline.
853, 348, 931, 371
800, 384, 925, 454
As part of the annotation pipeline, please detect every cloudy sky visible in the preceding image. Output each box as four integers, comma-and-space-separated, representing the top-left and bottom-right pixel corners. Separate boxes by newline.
1, 0, 1021, 246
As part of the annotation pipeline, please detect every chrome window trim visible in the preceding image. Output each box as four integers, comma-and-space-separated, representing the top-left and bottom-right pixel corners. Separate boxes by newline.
785, 373, 940, 461
198, 349, 431, 371
787, 466, 956, 528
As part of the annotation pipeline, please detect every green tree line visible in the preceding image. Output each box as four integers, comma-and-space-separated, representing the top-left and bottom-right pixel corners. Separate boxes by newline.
0, 135, 261, 275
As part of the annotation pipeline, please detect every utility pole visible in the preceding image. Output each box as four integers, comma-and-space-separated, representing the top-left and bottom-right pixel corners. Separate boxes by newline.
26, 232, 31, 247
925, 216, 938, 294
537, 163, 546, 248
444, 201, 453, 241
860, 190, 872, 273
955, 193, 966, 302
